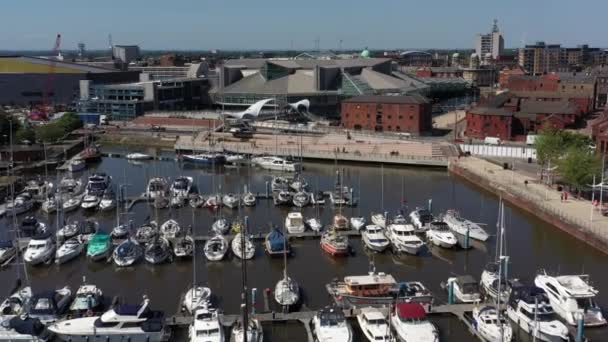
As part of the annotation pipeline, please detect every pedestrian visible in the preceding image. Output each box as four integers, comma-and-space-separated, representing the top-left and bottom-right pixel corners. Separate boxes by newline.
560, 193, 564, 202
564, 192, 568, 201
524, 180, 528, 187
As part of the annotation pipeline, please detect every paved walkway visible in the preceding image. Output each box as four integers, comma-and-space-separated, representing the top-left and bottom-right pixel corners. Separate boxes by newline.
453, 157, 608, 247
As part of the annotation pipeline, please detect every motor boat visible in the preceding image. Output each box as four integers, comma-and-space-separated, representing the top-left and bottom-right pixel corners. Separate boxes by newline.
144, 237, 172, 264
326, 269, 434, 310
80, 193, 100, 210
273, 190, 292, 206
313, 306, 352, 342
225, 153, 245, 164
28, 286, 72, 324
274, 274, 300, 310
0, 240, 16, 265
222, 193, 240, 209
212, 218, 230, 235
230, 318, 263, 342
306, 218, 323, 232
444, 275, 481, 303
23, 179, 53, 200
204, 194, 221, 209
55, 238, 84, 264
271, 176, 290, 192
329, 184, 354, 207
370, 212, 386, 228
189, 303, 224, 342
41, 196, 58, 214
20, 216, 46, 236
391, 303, 439, 342
48, 297, 168, 342
98, 188, 117, 211
189, 195, 205, 208
265, 227, 290, 256
182, 153, 226, 166
285, 212, 305, 234
356, 307, 393, 342
386, 219, 425, 255
481, 262, 511, 303
362, 225, 390, 252
87, 233, 113, 261
24, 231, 56, 265
290, 176, 308, 192
62, 196, 81, 212
534, 272, 606, 326
160, 219, 181, 239
67, 158, 86, 172
320, 230, 349, 257
409, 208, 434, 232
253, 155, 300, 172
126, 152, 153, 160
292, 191, 310, 208
472, 306, 513, 342
84, 173, 111, 197
506, 283, 569, 342
0, 286, 32, 316
170, 194, 185, 207
332, 214, 349, 230
350, 216, 366, 231
173, 235, 194, 258
80, 145, 102, 162
182, 286, 212, 315
69, 280, 104, 317
135, 221, 159, 245
113, 239, 143, 267
5, 193, 34, 216
311, 191, 326, 205
170, 176, 193, 199
0, 314, 52, 341
231, 233, 255, 260
111, 221, 133, 239
78, 220, 99, 243
442, 209, 489, 241
56, 221, 81, 241
204, 234, 229, 261
425, 221, 458, 248
242, 192, 256, 206
146, 177, 168, 199
58, 176, 84, 195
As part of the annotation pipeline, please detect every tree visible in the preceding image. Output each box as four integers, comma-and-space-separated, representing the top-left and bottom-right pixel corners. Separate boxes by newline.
557, 146, 602, 196
0, 115, 22, 144
535, 127, 593, 166
35, 123, 65, 143
56, 112, 82, 132
15, 128, 35, 143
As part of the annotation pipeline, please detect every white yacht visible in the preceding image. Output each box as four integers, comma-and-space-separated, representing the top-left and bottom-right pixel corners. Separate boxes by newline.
274, 275, 300, 310
481, 262, 511, 303
222, 193, 240, 209
113, 239, 143, 267
23, 231, 56, 265
442, 210, 489, 241
126, 152, 153, 160
67, 158, 86, 172
506, 284, 569, 342
409, 208, 434, 232
23, 179, 53, 200
306, 217, 323, 232
189, 303, 224, 342
472, 306, 513, 342
243, 192, 256, 206
444, 275, 481, 303
370, 212, 386, 228
81, 193, 101, 210
182, 287, 212, 315
170, 176, 193, 199
41, 196, 58, 213
48, 297, 168, 342
425, 221, 458, 248
69, 281, 104, 316
356, 307, 393, 342
55, 238, 84, 264
62, 196, 81, 212
292, 191, 310, 207
230, 318, 263, 342
146, 177, 168, 199
534, 272, 606, 326
0, 286, 32, 316
350, 216, 366, 231
212, 218, 230, 235
204, 234, 229, 261
386, 218, 425, 255
362, 225, 390, 252
84, 173, 111, 198
285, 212, 306, 234
391, 303, 439, 342
58, 176, 84, 195
0, 240, 16, 265
5, 193, 34, 216
313, 306, 352, 342
231, 233, 255, 260
253, 156, 300, 172
160, 219, 181, 239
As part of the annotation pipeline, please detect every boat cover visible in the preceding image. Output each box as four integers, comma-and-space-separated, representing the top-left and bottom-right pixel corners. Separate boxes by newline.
8, 316, 45, 336
396, 303, 426, 320
266, 228, 287, 252
0, 240, 13, 248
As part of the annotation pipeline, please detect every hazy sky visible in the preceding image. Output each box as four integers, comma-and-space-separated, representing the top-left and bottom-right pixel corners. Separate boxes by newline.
1, 0, 606, 51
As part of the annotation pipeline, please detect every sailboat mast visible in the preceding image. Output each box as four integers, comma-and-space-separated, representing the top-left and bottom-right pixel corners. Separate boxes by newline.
241, 216, 249, 342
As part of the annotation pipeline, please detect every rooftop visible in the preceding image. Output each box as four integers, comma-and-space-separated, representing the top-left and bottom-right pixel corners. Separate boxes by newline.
519, 100, 579, 115
0, 56, 118, 74
223, 57, 391, 70
343, 94, 430, 105
468, 106, 513, 117
344, 273, 396, 286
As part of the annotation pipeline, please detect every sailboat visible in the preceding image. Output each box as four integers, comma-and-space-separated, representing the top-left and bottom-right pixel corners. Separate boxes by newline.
274, 224, 300, 311
481, 199, 512, 303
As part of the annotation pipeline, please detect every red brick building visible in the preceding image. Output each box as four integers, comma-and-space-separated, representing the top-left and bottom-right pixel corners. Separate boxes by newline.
415, 67, 463, 78
341, 95, 432, 134
498, 66, 526, 89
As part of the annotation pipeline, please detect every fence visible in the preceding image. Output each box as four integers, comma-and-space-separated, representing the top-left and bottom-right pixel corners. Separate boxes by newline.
459, 144, 537, 160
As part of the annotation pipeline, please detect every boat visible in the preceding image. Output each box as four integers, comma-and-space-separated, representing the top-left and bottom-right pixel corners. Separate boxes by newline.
332, 214, 349, 230
362, 225, 390, 252
23, 231, 56, 265
146, 177, 168, 199
231, 233, 255, 260
173, 235, 194, 258
292, 191, 310, 207
320, 230, 350, 256
370, 213, 386, 228
67, 158, 86, 172
285, 212, 305, 234
126, 152, 153, 160
306, 218, 323, 232
326, 268, 434, 310
204, 234, 229, 261
265, 227, 289, 256
350, 216, 366, 231
391, 303, 439, 342
212, 218, 230, 235
409, 207, 434, 232
111, 221, 133, 239
243, 192, 256, 206
79, 145, 102, 162
273, 190, 292, 206
204, 194, 221, 209
356, 307, 393, 342
182, 286, 212, 315
506, 283, 569, 342
80, 193, 100, 210
472, 306, 514, 342
20, 216, 46, 236
274, 275, 300, 310
226, 153, 245, 164
386, 218, 425, 255
312, 306, 352, 342
444, 275, 481, 303
311, 191, 326, 205
62, 196, 81, 212
144, 237, 172, 264
87, 233, 113, 261
0, 240, 16, 264
534, 272, 606, 326
5, 193, 34, 216
55, 238, 84, 264
189, 303, 224, 342
69, 280, 104, 317
290, 176, 308, 192
23, 179, 53, 200
442, 209, 489, 241
48, 296, 168, 342
271, 176, 290, 192
481, 262, 512, 303
329, 171, 354, 206
0, 313, 53, 341
99, 188, 117, 211
222, 193, 240, 209
190, 195, 205, 208
84, 173, 111, 197
170, 176, 193, 199
0, 286, 32, 316
135, 221, 159, 245
113, 239, 143, 267
252, 156, 300, 172
230, 318, 263, 342
182, 153, 226, 166
58, 176, 84, 195
160, 219, 181, 239
79, 220, 99, 243
56, 221, 81, 241
28, 286, 72, 324
41, 196, 58, 213
425, 221, 458, 248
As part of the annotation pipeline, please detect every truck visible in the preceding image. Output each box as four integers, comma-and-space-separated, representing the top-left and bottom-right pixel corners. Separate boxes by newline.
484, 137, 501, 145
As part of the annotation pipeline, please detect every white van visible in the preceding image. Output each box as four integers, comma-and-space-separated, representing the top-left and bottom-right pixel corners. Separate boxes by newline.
484, 137, 501, 145
526, 135, 537, 145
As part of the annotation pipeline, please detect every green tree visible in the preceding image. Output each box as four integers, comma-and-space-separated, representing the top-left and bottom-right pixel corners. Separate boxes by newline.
56, 112, 82, 132
15, 128, 35, 143
0, 115, 22, 144
557, 146, 602, 196
35, 123, 65, 143
534, 127, 592, 166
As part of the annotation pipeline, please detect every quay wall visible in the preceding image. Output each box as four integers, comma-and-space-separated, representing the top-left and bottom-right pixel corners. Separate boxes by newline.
448, 159, 608, 255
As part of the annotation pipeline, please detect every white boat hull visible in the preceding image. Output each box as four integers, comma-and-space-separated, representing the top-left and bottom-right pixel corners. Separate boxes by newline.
52, 332, 165, 342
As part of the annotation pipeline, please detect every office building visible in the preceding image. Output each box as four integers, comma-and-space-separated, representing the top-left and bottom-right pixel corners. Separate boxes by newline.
475, 20, 504, 60
112, 45, 140, 64
518, 42, 603, 75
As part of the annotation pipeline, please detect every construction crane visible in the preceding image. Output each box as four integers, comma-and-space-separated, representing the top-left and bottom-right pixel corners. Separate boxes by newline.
37, 33, 61, 120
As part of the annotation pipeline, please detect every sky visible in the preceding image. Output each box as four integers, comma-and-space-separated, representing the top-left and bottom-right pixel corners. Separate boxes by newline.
1, 0, 606, 51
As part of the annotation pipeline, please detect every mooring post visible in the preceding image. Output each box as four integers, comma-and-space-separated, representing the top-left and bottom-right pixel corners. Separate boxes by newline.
577, 311, 584, 342
265, 181, 269, 198
251, 288, 257, 315
448, 280, 454, 305
464, 227, 470, 249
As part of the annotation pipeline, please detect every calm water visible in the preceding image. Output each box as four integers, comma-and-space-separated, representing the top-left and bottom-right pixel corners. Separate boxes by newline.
1, 148, 607, 341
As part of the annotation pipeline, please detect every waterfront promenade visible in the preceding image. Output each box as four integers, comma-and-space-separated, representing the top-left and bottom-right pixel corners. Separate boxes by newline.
450, 157, 608, 254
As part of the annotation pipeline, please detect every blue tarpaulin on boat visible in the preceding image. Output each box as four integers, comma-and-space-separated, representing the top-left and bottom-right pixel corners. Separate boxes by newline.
266, 228, 287, 252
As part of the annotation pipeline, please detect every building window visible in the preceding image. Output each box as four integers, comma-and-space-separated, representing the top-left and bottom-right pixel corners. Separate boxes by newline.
398, 115, 403, 119
396, 126, 401, 131
409, 115, 413, 120
388, 115, 391, 119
